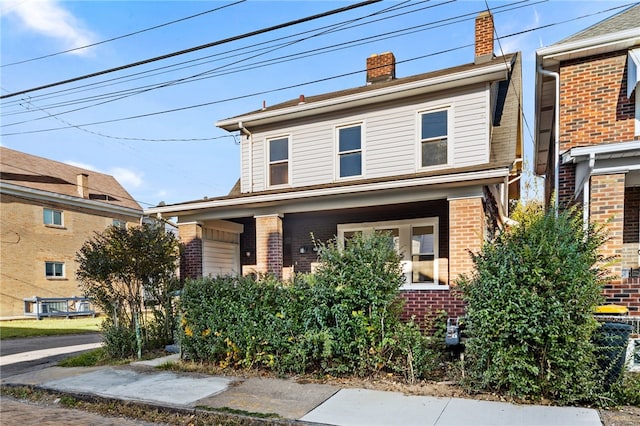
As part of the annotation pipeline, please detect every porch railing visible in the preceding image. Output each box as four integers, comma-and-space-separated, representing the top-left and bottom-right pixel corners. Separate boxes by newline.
23, 296, 95, 320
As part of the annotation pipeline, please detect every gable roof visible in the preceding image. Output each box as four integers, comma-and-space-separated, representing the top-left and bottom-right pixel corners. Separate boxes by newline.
217, 53, 517, 131
559, 4, 640, 44
0, 147, 142, 213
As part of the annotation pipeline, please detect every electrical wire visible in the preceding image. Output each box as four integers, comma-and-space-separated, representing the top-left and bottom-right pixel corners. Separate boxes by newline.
0, 0, 382, 100
0, 0, 247, 68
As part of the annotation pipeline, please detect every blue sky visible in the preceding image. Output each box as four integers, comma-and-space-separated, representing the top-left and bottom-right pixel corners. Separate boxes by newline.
1, 0, 636, 209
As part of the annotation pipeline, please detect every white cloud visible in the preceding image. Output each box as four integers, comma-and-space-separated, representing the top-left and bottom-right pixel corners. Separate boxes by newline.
64, 160, 100, 171
2, 0, 96, 55
110, 167, 143, 189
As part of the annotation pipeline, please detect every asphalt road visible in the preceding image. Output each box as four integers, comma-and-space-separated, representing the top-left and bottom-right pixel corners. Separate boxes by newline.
0, 333, 102, 378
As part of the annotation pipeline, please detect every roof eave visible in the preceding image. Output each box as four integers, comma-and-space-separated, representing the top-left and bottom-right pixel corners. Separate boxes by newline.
216, 61, 512, 131
1, 182, 143, 217
145, 167, 511, 218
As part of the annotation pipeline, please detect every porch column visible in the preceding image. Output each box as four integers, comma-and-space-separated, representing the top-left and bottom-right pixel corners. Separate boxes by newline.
590, 173, 625, 283
179, 222, 202, 279
255, 214, 283, 278
449, 196, 485, 283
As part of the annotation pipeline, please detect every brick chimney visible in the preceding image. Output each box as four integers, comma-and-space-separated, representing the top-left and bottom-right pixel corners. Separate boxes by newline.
366, 52, 395, 84
475, 11, 494, 64
77, 173, 89, 198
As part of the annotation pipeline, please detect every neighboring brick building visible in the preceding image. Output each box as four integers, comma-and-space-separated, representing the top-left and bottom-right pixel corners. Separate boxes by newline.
535, 4, 640, 314
0, 147, 142, 318
147, 12, 523, 321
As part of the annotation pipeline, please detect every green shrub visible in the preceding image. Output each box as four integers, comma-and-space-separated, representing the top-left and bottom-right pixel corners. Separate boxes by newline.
458, 205, 609, 404
102, 320, 138, 359
179, 232, 443, 380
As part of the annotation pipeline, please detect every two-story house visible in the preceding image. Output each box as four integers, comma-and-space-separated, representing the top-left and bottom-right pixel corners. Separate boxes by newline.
535, 4, 640, 315
147, 12, 523, 320
0, 147, 143, 318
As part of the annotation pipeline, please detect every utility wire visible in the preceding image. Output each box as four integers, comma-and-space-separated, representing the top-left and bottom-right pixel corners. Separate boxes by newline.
2, 0, 530, 122
1, 0, 247, 68
2, 0, 419, 125
0, 0, 382, 100
1, 1, 632, 137
1, 0, 435, 111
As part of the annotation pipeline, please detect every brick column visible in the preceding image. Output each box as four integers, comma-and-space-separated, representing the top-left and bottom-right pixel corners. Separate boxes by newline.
255, 214, 283, 278
590, 173, 625, 282
449, 197, 485, 283
179, 222, 202, 279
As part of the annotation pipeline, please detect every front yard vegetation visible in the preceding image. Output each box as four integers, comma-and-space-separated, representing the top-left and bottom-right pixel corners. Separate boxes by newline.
180, 232, 445, 382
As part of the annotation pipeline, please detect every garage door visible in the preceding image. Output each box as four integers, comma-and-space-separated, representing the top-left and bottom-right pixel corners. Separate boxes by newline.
203, 239, 239, 277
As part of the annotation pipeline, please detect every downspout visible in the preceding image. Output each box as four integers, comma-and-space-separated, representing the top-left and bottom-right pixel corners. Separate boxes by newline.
238, 122, 253, 193
583, 152, 595, 231
538, 66, 560, 216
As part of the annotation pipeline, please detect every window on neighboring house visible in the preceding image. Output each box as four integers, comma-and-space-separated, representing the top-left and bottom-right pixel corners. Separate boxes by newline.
420, 109, 448, 167
338, 218, 440, 288
112, 219, 126, 229
43, 208, 63, 226
268, 137, 289, 186
337, 124, 362, 178
45, 261, 64, 278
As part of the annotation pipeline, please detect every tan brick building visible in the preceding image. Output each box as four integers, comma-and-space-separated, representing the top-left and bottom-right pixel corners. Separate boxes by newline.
0, 147, 142, 318
535, 4, 640, 314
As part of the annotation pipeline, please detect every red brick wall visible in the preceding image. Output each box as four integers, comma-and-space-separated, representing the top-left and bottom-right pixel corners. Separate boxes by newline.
591, 173, 625, 278
559, 51, 637, 154
256, 215, 283, 278
400, 290, 465, 323
179, 223, 202, 280
449, 197, 484, 282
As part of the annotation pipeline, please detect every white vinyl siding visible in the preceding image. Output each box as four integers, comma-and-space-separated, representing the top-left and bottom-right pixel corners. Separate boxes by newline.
240, 85, 488, 192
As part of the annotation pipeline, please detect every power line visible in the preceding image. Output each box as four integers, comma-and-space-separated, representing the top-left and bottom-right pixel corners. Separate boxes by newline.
2, 0, 529, 124
0, 0, 247, 68
0, 0, 382, 100
1, 0, 422, 124
1, 0, 429, 112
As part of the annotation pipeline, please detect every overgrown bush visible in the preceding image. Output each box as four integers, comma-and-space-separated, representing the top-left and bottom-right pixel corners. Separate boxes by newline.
76, 222, 182, 358
458, 205, 610, 404
180, 232, 444, 380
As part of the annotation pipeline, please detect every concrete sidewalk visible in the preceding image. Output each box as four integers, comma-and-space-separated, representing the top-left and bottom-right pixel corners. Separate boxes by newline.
1, 354, 602, 426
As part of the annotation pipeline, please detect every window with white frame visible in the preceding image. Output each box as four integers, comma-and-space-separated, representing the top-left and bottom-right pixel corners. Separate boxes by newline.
337, 218, 441, 288
628, 48, 639, 136
43, 208, 63, 226
420, 109, 448, 168
45, 261, 64, 278
337, 124, 362, 178
268, 137, 289, 186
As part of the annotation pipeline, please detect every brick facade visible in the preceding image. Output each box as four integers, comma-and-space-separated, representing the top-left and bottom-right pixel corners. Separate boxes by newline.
448, 197, 484, 282
256, 215, 283, 278
179, 222, 203, 280
0, 193, 139, 318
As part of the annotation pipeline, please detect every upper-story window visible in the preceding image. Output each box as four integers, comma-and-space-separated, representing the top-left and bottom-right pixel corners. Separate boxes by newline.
268, 136, 289, 186
420, 109, 448, 168
45, 261, 64, 278
337, 124, 362, 178
43, 208, 63, 226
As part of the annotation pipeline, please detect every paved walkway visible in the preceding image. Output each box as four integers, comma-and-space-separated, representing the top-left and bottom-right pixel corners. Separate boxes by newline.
1, 354, 603, 426
0, 396, 162, 426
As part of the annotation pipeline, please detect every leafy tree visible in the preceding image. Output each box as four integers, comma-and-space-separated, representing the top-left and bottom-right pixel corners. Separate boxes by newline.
458, 204, 610, 403
76, 221, 181, 358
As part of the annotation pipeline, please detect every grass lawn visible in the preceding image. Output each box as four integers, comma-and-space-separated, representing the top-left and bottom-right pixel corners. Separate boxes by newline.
0, 316, 104, 339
